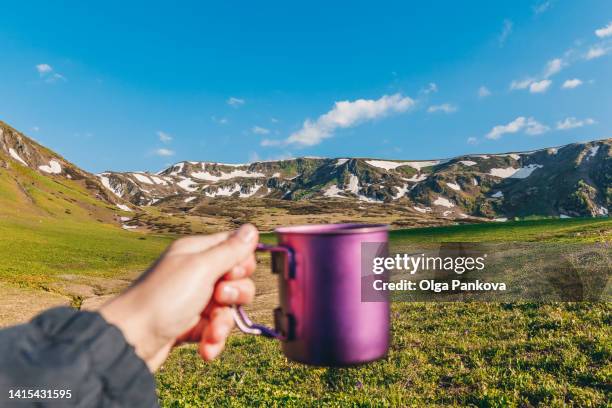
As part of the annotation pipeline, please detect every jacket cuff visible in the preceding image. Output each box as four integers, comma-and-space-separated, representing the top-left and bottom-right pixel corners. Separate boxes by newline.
31, 307, 158, 407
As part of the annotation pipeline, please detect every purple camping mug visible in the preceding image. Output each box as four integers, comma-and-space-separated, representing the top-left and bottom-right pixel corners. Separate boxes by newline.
233, 223, 390, 367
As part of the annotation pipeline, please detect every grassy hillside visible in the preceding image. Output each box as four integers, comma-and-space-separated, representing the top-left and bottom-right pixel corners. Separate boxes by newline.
157, 217, 611, 408
0, 153, 171, 305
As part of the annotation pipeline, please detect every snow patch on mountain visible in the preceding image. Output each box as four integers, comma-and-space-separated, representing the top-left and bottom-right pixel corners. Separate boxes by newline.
132, 173, 154, 184
324, 184, 344, 198
509, 164, 543, 179
117, 204, 132, 212
38, 160, 62, 174
335, 158, 349, 166
167, 162, 185, 176
491, 191, 504, 198
488, 167, 518, 178
177, 177, 198, 192
347, 175, 360, 194
365, 160, 408, 170
358, 194, 383, 203
405, 160, 440, 170
413, 206, 432, 213
394, 184, 410, 199
446, 182, 461, 191
150, 175, 167, 185
191, 169, 265, 182
98, 175, 124, 197
433, 197, 454, 208
8, 148, 28, 166
458, 160, 477, 166
184, 196, 196, 203
365, 160, 440, 171
205, 183, 261, 198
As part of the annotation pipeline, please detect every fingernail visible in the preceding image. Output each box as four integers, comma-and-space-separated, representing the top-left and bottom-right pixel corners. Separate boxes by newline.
236, 224, 256, 243
222, 285, 239, 302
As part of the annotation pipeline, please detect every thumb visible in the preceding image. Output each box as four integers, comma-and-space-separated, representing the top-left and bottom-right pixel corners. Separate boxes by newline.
197, 224, 259, 283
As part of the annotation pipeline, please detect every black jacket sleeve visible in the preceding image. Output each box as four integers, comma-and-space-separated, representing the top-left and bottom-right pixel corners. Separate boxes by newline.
0, 307, 158, 408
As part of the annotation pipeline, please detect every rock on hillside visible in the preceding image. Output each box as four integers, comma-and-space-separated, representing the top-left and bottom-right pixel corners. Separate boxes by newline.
0, 120, 133, 211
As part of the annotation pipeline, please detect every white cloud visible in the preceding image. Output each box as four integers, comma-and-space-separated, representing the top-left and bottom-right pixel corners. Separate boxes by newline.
499, 19, 513, 46
211, 116, 228, 125
269, 94, 415, 147
533, 0, 552, 15
270, 118, 279, 123
227, 97, 245, 107
467, 137, 478, 145
556, 117, 596, 130
155, 148, 175, 156
478, 86, 491, 98
427, 103, 458, 113
585, 46, 607, 60
529, 79, 552, 93
260, 139, 281, 147
36, 64, 53, 75
595, 21, 612, 38
510, 78, 534, 90
422, 82, 438, 94
252, 126, 270, 135
543, 58, 564, 78
510, 57, 563, 92
157, 131, 172, 143
35, 63, 66, 83
561, 78, 583, 89
486, 116, 549, 140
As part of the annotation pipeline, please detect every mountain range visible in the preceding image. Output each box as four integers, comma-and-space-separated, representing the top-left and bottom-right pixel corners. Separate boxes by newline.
1, 120, 610, 231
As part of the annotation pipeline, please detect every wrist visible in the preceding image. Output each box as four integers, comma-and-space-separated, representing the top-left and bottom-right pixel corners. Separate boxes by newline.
100, 291, 161, 371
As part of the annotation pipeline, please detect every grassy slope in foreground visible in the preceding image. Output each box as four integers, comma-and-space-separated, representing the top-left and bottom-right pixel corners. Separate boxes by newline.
157, 217, 611, 408
0, 157, 171, 291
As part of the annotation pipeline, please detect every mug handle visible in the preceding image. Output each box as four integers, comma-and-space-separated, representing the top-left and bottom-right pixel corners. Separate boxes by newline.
232, 243, 294, 340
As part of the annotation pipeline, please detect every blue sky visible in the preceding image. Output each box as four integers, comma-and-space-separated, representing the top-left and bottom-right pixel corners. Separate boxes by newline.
0, 1, 611, 173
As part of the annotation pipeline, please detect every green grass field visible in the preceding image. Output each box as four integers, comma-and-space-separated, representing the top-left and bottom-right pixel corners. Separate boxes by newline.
0, 160, 172, 303
0, 174, 610, 408
157, 218, 612, 408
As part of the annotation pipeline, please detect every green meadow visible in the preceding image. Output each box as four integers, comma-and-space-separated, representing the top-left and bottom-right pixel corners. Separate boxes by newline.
157, 218, 612, 408
0, 175, 610, 408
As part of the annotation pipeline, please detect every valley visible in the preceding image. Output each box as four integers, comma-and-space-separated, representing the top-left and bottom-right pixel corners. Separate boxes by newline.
0, 119, 610, 406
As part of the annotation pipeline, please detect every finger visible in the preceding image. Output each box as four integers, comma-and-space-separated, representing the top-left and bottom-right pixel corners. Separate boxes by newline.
195, 224, 259, 283
174, 313, 209, 344
168, 231, 231, 255
198, 339, 226, 361
203, 307, 234, 344
214, 279, 256, 305
224, 253, 256, 280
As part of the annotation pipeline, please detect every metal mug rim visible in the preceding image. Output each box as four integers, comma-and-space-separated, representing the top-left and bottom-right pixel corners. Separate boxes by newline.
274, 223, 389, 236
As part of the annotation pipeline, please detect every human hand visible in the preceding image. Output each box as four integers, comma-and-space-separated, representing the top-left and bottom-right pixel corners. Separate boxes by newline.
100, 224, 258, 372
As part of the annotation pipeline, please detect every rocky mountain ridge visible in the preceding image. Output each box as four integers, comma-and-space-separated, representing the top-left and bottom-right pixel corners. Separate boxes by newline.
1, 120, 610, 221
99, 140, 611, 219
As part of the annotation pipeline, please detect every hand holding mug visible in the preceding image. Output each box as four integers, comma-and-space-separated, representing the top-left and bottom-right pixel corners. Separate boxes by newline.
100, 224, 259, 371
